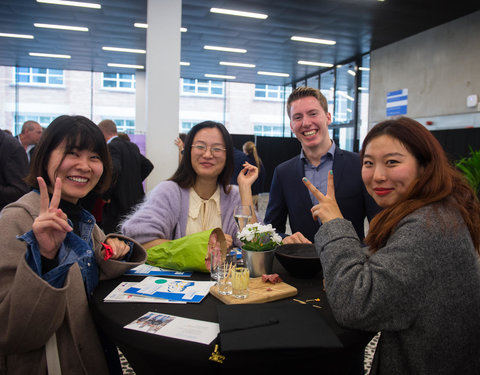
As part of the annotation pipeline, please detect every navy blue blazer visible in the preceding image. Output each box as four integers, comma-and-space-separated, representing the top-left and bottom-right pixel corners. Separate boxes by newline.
264, 147, 381, 243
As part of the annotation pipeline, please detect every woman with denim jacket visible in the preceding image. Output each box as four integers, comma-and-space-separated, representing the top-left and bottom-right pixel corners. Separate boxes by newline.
0, 115, 146, 374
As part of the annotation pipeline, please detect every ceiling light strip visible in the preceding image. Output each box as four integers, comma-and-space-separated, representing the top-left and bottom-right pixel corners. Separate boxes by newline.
298, 60, 334, 68
205, 74, 236, 80
359, 67, 370, 71
291, 36, 336, 45
107, 63, 144, 69
36, 0, 101, 8
34, 23, 88, 32
180, 62, 190, 66
210, 8, 268, 19
204, 45, 247, 53
102, 46, 146, 54
347, 69, 356, 76
0, 33, 34, 39
220, 61, 255, 68
257, 71, 289, 77
29, 52, 71, 59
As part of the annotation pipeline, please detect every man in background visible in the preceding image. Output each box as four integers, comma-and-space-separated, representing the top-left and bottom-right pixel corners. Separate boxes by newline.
98, 119, 154, 234
264, 86, 380, 243
16, 120, 43, 163
0, 130, 29, 210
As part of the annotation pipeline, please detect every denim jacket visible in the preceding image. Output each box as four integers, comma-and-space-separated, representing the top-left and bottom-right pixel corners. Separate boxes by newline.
20, 208, 100, 297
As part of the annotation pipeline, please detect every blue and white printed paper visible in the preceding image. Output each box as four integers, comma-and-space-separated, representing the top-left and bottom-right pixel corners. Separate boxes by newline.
124, 276, 215, 303
124, 264, 192, 277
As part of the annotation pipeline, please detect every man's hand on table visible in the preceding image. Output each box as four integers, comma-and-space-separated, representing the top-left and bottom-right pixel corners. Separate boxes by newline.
282, 232, 312, 244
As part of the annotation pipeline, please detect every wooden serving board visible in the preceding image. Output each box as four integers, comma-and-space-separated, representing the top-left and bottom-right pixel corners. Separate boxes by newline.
210, 277, 297, 304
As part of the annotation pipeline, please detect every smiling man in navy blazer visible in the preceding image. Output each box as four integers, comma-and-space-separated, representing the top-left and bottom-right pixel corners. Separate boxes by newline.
264, 87, 380, 244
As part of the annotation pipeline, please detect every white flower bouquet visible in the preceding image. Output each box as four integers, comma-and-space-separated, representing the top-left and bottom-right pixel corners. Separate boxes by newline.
237, 223, 282, 252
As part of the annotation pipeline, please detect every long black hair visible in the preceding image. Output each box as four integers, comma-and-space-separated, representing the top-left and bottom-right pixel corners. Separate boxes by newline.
26, 115, 112, 193
169, 121, 234, 193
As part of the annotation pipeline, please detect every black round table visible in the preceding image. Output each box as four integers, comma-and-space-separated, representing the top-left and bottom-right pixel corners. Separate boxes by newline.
92, 259, 374, 375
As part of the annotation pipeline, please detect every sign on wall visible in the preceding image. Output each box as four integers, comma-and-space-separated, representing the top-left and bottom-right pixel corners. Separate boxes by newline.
386, 89, 408, 116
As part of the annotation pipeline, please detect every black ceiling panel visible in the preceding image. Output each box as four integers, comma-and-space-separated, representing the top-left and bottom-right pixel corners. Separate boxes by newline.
0, 0, 478, 85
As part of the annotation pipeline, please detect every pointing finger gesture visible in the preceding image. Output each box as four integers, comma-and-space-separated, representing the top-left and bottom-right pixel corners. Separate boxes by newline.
32, 177, 72, 259
302, 170, 343, 224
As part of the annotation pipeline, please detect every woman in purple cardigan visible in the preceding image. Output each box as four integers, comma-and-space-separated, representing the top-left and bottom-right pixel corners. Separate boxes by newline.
122, 121, 258, 249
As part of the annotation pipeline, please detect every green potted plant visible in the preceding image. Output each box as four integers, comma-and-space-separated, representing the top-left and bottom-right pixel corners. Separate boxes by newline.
237, 223, 282, 277
455, 147, 480, 197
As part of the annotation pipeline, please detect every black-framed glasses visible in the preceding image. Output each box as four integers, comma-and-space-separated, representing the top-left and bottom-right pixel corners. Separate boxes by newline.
191, 144, 227, 156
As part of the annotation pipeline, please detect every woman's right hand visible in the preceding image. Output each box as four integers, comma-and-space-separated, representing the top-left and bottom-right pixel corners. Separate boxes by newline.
32, 177, 72, 259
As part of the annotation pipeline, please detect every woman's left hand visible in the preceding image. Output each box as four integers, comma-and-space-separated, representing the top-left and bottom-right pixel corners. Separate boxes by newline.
303, 171, 343, 224
237, 161, 258, 187
224, 234, 233, 249
102, 237, 131, 260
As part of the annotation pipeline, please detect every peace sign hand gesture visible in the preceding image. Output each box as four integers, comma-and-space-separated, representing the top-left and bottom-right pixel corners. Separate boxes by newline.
32, 177, 73, 259
303, 171, 343, 224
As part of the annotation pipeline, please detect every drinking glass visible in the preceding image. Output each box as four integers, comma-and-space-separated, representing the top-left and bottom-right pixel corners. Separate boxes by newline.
217, 263, 233, 295
231, 266, 249, 299
233, 205, 252, 233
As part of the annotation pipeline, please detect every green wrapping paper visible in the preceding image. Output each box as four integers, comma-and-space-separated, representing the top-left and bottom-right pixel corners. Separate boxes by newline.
145, 228, 227, 272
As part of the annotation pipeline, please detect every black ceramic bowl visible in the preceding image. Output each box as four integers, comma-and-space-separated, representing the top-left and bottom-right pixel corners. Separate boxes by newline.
275, 244, 322, 279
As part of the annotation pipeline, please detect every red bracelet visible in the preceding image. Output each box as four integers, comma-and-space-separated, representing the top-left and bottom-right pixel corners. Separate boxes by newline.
101, 242, 114, 260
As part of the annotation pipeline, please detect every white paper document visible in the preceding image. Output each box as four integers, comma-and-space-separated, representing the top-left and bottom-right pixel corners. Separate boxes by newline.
124, 311, 219, 345
124, 276, 216, 303
104, 282, 186, 304
124, 264, 192, 277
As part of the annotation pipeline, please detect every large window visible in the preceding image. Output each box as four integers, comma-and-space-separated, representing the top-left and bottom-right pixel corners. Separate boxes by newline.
15, 114, 58, 134
254, 84, 286, 100
180, 120, 201, 133
111, 119, 135, 134
181, 79, 224, 96
14, 67, 64, 86
254, 123, 284, 137
334, 64, 356, 125
102, 73, 136, 90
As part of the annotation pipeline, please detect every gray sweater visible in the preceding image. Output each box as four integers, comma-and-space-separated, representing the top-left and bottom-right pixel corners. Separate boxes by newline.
315, 203, 480, 374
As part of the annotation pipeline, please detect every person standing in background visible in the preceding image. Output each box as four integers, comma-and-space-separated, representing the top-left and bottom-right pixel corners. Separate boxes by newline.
243, 141, 265, 210
98, 119, 154, 234
174, 133, 187, 164
16, 120, 43, 163
0, 129, 29, 210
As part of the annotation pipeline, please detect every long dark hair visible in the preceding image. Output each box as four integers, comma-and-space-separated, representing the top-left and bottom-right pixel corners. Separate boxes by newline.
26, 115, 112, 193
361, 116, 480, 253
169, 121, 234, 193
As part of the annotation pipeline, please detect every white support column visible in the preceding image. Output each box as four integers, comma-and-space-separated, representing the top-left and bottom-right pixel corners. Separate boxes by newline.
144, 0, 181, 192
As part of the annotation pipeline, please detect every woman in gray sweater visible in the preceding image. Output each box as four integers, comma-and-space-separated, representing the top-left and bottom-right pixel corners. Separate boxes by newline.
304, 116, 480, 374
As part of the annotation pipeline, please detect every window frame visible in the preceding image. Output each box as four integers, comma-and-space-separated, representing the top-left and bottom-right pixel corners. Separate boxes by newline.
14, 67, 64, 87
181, 78, 224, 97
107, 118, 136, 133
253, 123, 285, 137
102, 72, 136, 91
254, 84, 286, 101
